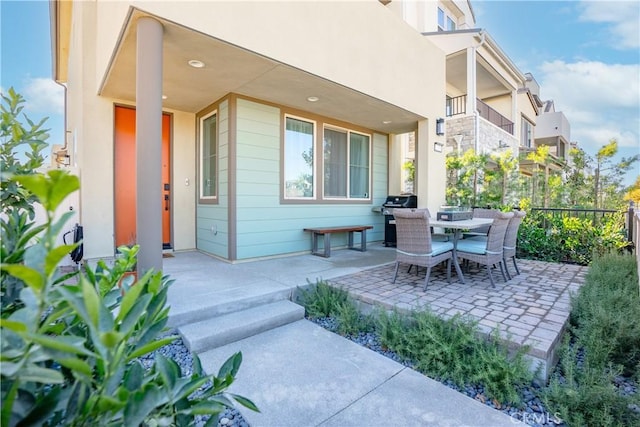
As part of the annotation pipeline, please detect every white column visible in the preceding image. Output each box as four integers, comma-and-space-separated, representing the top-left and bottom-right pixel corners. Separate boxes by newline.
136, 17, 163, 274
466, 47, 476, 117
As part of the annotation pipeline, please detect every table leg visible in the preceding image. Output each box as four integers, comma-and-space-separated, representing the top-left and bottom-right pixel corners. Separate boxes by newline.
451, 229, 465, 284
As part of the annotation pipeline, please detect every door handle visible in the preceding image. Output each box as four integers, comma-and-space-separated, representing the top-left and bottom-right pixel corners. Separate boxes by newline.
164, 194, 169, 211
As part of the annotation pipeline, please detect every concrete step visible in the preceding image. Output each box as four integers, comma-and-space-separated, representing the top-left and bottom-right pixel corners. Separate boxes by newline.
167, 284, 292, 328
179, 300, 305, 353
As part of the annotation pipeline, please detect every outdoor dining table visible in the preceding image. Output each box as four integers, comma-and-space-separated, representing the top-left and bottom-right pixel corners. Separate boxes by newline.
429, 217, 494, 284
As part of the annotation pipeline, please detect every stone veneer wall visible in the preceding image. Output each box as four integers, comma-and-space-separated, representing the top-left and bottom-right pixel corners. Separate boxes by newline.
446, 116, 519, 155
445, 116, 476, 153
477, 117, 519, 154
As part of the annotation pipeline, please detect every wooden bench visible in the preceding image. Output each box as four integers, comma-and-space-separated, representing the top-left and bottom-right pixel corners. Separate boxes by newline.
303, 225, 374, 258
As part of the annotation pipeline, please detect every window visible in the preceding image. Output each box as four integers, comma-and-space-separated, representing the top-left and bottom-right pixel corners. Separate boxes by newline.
284, 116, 315, 199
283, 113, 372, 202
323, 126, 370, 199
446, 16, 456, 31
200, 111, 217, 199
521, 117, 534, 148
437, 7, 445, 31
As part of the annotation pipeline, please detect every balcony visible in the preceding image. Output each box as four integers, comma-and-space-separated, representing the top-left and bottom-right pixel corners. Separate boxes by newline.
446, 95, 514, 135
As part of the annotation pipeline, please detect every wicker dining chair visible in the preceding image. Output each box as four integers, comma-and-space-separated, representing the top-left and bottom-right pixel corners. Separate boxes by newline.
463, 207, 498, 238
392, 209, 454, 290
502, 210, 526, 279
455, 211, 514, 287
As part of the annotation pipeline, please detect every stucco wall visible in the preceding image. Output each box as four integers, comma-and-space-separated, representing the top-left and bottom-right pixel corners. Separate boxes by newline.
64, 1, 197, 260
119, 0, 444, 119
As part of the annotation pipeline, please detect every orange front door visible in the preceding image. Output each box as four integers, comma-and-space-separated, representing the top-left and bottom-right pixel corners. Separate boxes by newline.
114, 106, 171, 250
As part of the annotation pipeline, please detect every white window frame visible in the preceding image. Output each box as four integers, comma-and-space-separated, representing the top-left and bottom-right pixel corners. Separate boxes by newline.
521, 117, 534, 148
322, 124, 371, 201
283, 114, 317, 200
199, 110, 217, 201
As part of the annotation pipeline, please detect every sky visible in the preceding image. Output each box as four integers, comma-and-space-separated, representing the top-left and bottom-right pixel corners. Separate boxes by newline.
1, 0, 639, 187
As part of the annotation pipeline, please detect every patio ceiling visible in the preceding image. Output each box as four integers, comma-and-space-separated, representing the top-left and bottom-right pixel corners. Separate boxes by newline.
446, 51, 512, 99
100, 9, 423, 135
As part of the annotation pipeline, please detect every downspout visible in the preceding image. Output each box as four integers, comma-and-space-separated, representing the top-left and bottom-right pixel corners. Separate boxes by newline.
472, 30, 486, 153
53, 80, 69, 163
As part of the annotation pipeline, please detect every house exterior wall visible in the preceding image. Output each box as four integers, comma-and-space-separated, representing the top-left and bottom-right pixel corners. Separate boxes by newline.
536, 111, 570, 141
196, 99, 230, 259
231, 98, 386, 260
63, 1, 198, 260
58, 0, 446, 261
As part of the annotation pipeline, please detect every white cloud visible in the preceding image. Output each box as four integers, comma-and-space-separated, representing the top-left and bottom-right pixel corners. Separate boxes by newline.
22, 77, 64, 116
539, 60, 639, 109
579, 0, 640, 49
537, 60, 640, 160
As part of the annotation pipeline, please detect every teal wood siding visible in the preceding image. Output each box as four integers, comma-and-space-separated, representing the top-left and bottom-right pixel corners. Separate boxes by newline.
196, 99, 229, 258
234, 99, 387, 260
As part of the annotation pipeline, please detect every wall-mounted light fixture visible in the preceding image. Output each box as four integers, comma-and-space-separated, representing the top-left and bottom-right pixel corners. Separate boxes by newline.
434, 142, 444, 153
436, 118, 445, 136
498, 140, 510, 149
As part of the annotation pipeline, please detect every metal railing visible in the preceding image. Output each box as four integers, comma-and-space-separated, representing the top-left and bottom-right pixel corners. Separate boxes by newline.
446, 95, 466, 117
531, 204, 635, 246
476, 98, 514, 134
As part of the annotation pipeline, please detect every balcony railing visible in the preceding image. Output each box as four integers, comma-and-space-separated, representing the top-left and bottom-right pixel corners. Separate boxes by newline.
476, 98, 514, 134
446, 95, 466, 117
445, 95, 514, 135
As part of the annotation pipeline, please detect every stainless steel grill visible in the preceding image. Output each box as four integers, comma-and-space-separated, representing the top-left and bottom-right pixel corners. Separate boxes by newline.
382, 195, 417, 247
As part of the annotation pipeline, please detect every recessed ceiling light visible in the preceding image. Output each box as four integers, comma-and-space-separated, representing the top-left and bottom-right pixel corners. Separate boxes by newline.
307, 96, 319, 102
382, 120, 392, 124
162, 95, 167, 100
188, 59, 205, 68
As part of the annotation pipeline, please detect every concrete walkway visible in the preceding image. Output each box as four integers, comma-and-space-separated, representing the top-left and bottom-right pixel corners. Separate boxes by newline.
163, 247, 524, 426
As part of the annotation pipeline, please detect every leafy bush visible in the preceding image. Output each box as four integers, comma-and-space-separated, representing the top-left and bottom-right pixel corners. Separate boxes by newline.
0, 92, 258, 426
1, 88, 48, 218
517, 209, 629, 265
0, 171, 258, 426
543, 253, 640, 426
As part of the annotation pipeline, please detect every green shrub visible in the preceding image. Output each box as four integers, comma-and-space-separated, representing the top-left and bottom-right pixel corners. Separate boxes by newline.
298, 279, 349, 318
377, 309, 533, 407
570, 253, 640, 375
0, 160, 258, 424
517, 210, 629, 265
544, 338, 639, 427
543, 253, 640, 426
335, 300, 373, 336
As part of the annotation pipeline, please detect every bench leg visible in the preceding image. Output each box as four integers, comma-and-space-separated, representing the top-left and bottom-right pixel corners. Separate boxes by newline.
311, 232, 319, 255
347, 230, 367, 252
361, 229, 367, 251
323, 233, 331, 257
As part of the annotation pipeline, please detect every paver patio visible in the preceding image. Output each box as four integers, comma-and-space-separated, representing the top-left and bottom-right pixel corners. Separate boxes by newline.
327, 257, 588, 378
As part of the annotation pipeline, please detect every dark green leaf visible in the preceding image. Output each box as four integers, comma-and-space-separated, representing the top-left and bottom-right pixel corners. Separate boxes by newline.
117, 277, 145, 323
124, 384, 163, 427
16, 384, 61, 427
218, 352, 242, 378
230, 393, 260, 412
124, 361, 144, 391
127, 336, 176, 361
0, 264, 44, 294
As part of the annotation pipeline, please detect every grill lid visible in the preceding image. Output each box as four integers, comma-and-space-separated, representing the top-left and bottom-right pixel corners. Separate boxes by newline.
383, 195, 417, 208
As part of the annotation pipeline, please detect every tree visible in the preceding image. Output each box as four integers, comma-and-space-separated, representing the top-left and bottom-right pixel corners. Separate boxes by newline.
623, 175, 640, 205
0, 87, 49, 218
526, 145, 551, 207
594, 139, 639, 209
565, 147, 592, 207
